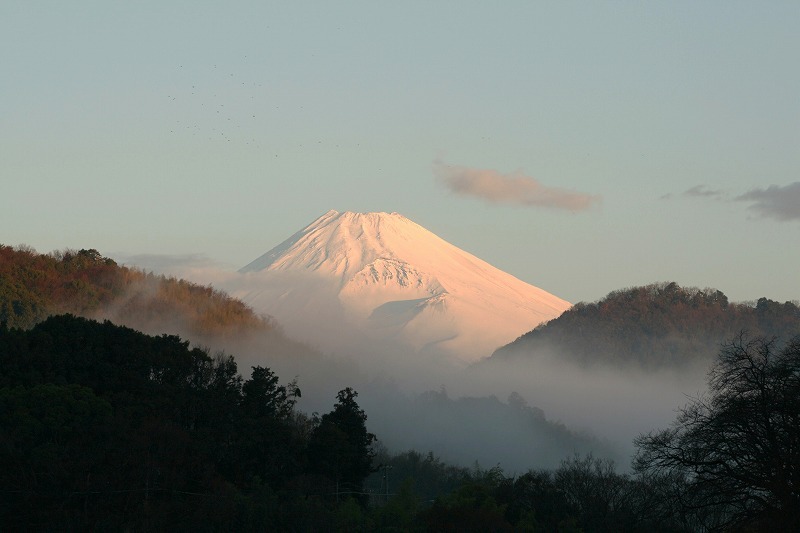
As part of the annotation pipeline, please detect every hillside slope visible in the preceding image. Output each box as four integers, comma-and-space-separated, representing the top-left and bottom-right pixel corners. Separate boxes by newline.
0, 245, 272, 342
489, 282, 800, 369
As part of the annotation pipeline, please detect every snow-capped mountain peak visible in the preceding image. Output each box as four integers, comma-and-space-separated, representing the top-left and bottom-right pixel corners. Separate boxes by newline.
241, 210, 433, 281
237, 210, 570, 363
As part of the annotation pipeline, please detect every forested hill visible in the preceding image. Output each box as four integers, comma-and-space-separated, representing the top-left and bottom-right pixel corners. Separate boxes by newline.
0, 314, 376, 530
0, 245, 271, 341
490, 282, 800, 368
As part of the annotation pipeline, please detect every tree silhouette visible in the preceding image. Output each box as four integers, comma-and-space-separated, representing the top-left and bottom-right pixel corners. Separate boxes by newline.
634, 333, 800, 530
308, 388, 376, 492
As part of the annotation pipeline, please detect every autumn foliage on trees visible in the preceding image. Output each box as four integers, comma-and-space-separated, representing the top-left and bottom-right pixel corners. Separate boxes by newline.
0, 245, 271, 339
494, 282, 800, 368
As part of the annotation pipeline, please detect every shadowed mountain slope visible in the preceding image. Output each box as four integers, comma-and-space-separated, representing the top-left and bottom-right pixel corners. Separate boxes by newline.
489, 282, 800, 369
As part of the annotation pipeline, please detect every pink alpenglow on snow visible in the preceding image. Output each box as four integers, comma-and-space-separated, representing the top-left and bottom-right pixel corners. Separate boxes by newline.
237, 210, 571, 363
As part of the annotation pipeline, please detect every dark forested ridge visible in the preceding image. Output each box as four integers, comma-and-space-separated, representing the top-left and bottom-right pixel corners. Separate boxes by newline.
11, 314, 795, 531
0, 314, 378, 530
491, 282, 800, 368
0, 245, 270, 340
0, 314, 649, 531
1, 299, 798, 529
3, 247, 799, 530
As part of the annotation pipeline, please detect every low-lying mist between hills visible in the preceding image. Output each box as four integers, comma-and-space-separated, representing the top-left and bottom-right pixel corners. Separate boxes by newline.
140, 263, 716, 474
462, 348, 712, 462
227, 333, 623, 473
192, 296, 710, 474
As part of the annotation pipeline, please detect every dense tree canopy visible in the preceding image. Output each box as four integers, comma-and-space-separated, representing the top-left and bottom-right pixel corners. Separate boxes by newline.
493, 282, 800, 368
308, 387, 377, 494
4, 314, 797, 530
0, 315, 369, 530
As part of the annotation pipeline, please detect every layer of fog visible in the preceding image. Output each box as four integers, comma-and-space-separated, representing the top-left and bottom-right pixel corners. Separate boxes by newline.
223, 326, 711, 474
115, 259, 713, 473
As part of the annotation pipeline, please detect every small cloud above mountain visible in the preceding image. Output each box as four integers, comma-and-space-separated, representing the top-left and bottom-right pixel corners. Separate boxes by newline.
734, 182, 800, 222
433, 159, 599, 212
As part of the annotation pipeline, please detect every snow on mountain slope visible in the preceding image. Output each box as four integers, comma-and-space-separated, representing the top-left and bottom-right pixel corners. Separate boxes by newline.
236, 210, 571, 363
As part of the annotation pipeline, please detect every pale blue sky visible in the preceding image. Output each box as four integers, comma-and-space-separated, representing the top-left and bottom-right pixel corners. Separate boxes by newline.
3, 1, 799, 303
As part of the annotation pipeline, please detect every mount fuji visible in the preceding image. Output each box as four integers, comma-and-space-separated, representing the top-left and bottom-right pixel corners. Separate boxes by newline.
235, 210, 571, 363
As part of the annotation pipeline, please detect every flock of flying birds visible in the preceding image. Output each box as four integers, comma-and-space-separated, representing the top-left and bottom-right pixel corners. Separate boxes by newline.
163, 60, 357, 160
165, 62, 267, 147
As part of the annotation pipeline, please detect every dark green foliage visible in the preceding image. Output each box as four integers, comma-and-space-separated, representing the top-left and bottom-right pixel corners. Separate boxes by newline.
367, 449, 474, 503
12, 315, 793, 531
308, 388, 377, 495
241, 366, 299, 420
422, 466, 513, 532
232, 366, 303, 488
380, 452, 702, 532
0, 384, 114, 528
493, 282, 800, 368
0, 316, 222, 529
0, 314, 363, 530
372, 478, 421, 531
496, 469, 577, 531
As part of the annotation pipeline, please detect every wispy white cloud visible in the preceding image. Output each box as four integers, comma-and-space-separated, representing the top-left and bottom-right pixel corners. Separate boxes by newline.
735, 182, 800, 222
433, 160, 599, 212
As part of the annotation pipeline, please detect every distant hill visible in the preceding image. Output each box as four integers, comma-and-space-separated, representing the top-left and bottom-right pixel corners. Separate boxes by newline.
489, 282, 800, 369
370, 388, 621, 473
0, 245, 272, 341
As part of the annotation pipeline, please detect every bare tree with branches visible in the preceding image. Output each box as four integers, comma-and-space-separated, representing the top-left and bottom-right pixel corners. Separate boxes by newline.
634, 333, 800, 530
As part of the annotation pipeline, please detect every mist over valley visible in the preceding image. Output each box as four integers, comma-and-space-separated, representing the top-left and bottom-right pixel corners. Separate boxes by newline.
3, 236, 799, 529
13, 211, 792, 476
